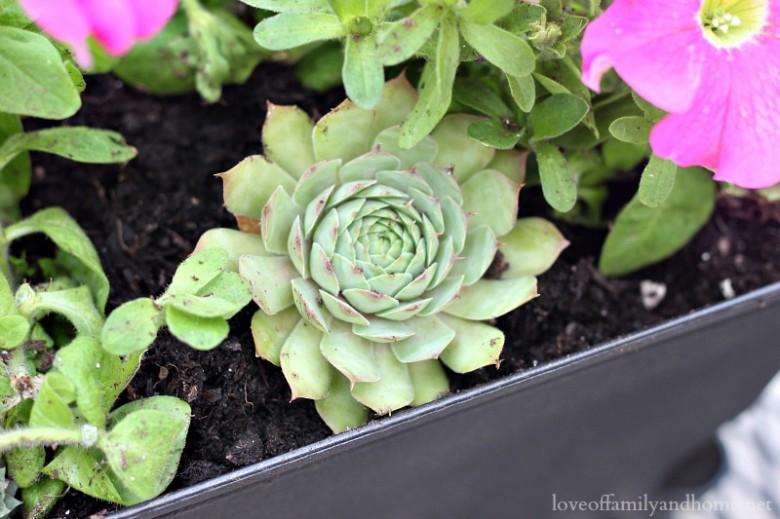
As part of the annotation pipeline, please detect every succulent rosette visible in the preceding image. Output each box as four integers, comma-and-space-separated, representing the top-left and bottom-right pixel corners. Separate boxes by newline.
196, 76, 567, 433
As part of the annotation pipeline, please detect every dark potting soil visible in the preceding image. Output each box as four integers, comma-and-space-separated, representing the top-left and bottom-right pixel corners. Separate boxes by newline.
17, 65, 779, 518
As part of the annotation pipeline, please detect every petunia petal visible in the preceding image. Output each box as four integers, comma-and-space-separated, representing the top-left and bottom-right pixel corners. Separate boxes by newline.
19, 0, 92, 64
81, 0, 137, 55
580, 0, 704, 113
127, 0, 178, 39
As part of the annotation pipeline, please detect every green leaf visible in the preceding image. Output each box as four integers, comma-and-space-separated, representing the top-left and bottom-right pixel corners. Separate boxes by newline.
399, 14, 460, 148
529, 94, 589, 141
101, 298, 162, 356
501, 3, 546, 34
99, 397, 190, 505
535, 142, 576, 213
459, 21, 535, 78
377, 4, 443, 66
296, 41, 344, 91
166, 248, 228, 295
608, 116, 653, 144
21, 476, 65, 519
15, 284, 104, 337
452, 77, 511, 119
0, 112, 30, 199
240, 0, 331, 12
507, 73, 535, 113
638, 155, 678, 208
253, 12, 344, 50
343, 30, 384, 109
6, 207, 110, 310
29, 372, 75, 429
43, 448, 124, 505
467, 119, 520, 150
457, 0, 515, 24
0, 315, 29, 349
165, 305, 229, 350
599, 168, 716, 276
0, 127, 137, 173
632, 91, 666, 122
0, 27, 81, 119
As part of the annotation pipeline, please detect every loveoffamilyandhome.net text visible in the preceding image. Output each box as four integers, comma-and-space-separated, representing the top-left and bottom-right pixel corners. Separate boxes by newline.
552, 493, 773, 516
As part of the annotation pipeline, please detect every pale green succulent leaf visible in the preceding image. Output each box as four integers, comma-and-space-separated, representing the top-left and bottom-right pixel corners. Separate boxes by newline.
377, 4, 443, 66
263, 104, 316, 179
390, 316, 455, 363
500, 217, 568, 278
458, 21, 535, 77
261, 187, 301, 254
304, 185, 336, 237
438, 314, 504, 373
315, 373, 369, 433
311, 208, 340, 257
251, 306, 301, 366
351, 347, 414, 414
415, 163, 463, 205
440, 196, 467, 253
339, 149, 401, 183
399, 15, 459, 149
449, 225, 498, 286
431, 115, 496, 184
486, 149, 528, 185
444, 276, 537, 320
287, 216, 310, 277
377, 298, 432, 321
373, 127, 439, 170
331, 253, 371, 290
408, 188, 444, 233
310, 242, 341, 295
419, 274, 463, 316
254, 12, 344, 50
195, 228, 272, 272
376, 169, 432, 196
165, 306, 229, 350
371, 73, 420, 137
367, 273, 413, 297
343, 30, 384, 109
239, 255, 297, 315
407, 360, 449, 406
280, 318, 332, 400
461, 169, 519, 238
291, 277, 331, 332
314, 99, 376, 163
320, 291, 370, 326
352, 318, 414, 343
342, 288, 399, 314
429, 236, 455, 288
395, 263, 437, 300
320, 322, 380, 384
220, 156, 296, 220
293, 159, 341, 208
330, 181, 376, 207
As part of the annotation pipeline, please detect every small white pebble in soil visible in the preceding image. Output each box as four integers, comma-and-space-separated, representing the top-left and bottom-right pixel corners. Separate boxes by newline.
640, 280, 667, 310
720, 278, 736, 300
701, 251, 712, 262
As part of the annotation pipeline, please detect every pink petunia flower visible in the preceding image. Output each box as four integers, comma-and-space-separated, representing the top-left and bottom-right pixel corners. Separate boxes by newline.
19, 0, 178, 68
581, 0, 780, 189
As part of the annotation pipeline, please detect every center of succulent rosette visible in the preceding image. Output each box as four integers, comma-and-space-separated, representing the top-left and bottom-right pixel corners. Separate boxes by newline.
699, 0, 768, 48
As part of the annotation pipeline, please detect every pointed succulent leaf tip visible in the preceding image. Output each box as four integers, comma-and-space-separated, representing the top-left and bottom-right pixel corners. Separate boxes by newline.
499, 218, 569, 278
431, 115, 496, 184
280, 319, 332, 400
203, 77, 566, 433
263, 103, 316, 179
219, 156, 297, 221
438, 315, 505, 373
251, 307, 300, 366
315, 373, 370, 433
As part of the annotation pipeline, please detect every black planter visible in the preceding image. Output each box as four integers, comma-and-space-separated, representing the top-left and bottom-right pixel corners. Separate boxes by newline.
111, 282, 780, 519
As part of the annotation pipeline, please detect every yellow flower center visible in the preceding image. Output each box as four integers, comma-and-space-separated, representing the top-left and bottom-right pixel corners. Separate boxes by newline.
699, 0, 769, 48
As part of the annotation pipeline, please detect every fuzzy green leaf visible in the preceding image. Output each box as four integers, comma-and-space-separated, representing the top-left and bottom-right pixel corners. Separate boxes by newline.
102, 298, 162, 356
0, 27, 80, 119
165, 306, 229, 350
608, 116, 653, 144
253, 12, 344, 50
458, 21, 535, 78
343, 30, 384, 109
507, 73, 536, 113
638, 155, 678, 208
600, 168, 715, 276
534, 142, 576, 213
457, 0, 515, 24
378, 5, 443, 66
0, 127, 136, 173
530, 94, 589, 141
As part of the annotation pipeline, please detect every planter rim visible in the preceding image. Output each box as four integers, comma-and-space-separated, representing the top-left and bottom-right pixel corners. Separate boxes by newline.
111, 281, 780, 518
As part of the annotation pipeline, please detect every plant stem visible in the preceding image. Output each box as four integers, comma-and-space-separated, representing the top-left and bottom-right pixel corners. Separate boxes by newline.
0, 426, 88, 453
